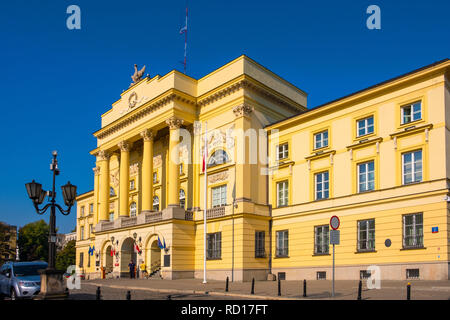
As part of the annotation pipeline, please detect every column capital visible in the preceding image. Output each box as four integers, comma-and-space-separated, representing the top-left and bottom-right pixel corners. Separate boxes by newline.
92, 166, 100, 176
118, 140, 130, 152
97, 150, 110, 161
233, 103, 254, 118
166, 116, 184, 130
140, 129, 154, 141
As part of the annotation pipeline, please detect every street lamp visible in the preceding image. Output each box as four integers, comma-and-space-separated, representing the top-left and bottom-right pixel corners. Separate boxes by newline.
25, 151, 77, 270
25, 151, 77, 299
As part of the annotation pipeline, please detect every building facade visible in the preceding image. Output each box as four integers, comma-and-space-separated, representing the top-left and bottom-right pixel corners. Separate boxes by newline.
76, 56, 450, 281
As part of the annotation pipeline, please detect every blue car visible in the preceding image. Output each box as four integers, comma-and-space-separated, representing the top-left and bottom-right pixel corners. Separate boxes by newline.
0, 261, 48, 299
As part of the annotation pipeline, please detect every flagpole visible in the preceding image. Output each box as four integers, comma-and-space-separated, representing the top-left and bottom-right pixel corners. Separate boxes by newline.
203, 121, 208, 284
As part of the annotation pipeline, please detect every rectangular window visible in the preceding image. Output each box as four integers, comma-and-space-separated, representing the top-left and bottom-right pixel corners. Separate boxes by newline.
357, 219, 375, 251
402, 150, 422, 184
276, 180, 289, 207
403, 213, 424, 249
401, 101, 422, 124
317, 271, 326, 280
314, 130, 328, 149
315, 225, 329, 254
89, 224, 93, 237
358, 161, 375, 192
80, 206, 84, 216
276, 230, 289, 257
315, 171, 329, 200
80, 226, 84, 240
360, 270, 372, 279
406, 269, 420, 279
130, 180, 135, 190
109, 212, 114, 222
255, 231, 265, 258
89, 203, 93, 213
357, 116, 374, 137
212, 185, 227, 207
79, 252, 84, 268
153, 172, 158, 183
276, 143, 289, 160
206, 232, 221, 260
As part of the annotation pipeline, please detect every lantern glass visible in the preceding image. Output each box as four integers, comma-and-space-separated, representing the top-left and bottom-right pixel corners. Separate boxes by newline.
25, 180, 42, 200
61, 181, 77, 206
37, 189, 47, 205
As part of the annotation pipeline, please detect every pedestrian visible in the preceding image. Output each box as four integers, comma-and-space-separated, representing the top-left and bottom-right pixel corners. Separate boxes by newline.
128, 260, 135, 279
140, 260, 148, 279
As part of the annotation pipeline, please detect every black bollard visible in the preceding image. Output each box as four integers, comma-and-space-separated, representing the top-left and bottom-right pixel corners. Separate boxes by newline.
278, 277, 281, 296
303, 279, 307, 297
357, 280, 362, 300
251, 278, 255, 294
167, 295, 172, 300
96, 286, 101, 300
225, 276, 229, 292
126, 290, 131, 300
407, 282, 411, 300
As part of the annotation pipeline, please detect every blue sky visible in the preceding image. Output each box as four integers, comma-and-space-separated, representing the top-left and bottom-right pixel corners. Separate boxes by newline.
0, 0, 448, 233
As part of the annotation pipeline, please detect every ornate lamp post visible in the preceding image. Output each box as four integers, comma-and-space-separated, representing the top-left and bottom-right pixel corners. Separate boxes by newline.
25, 151, 77, 299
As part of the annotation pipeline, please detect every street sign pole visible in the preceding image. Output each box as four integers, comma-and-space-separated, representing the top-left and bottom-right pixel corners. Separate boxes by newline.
332, 243, 335, 297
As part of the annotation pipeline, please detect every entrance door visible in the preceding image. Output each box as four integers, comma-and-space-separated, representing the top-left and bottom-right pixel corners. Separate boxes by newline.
120, 238, 137, 277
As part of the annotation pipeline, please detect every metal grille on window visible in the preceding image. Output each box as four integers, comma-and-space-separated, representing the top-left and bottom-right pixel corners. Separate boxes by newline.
403, 213, 423, 248
207, 232, 221, 259
276, 230, 288, 257
315, 225, 329, 254
358, 219, 375, 251
255, 231, 265, 258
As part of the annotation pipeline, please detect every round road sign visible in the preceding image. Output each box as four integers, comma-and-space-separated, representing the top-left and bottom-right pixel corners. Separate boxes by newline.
330, 215, 340, 230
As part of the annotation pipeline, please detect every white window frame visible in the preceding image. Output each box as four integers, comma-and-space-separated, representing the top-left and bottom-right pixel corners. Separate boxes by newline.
89, 203, 93, 213
357, 219, 375, 251
402, 150, 422, 184
212, 185, 227, 208
314, 225, 329, 254
403, 213, 424, 249
315, 171, 329, 200
314, 130, 328, 149
109, 212, 114, 222
276, 143, 289, 160
276, 180, 289, 207
130, 202, 137, 217
179, 189, 186, 209
80, 226, 84, 241
357, 116, 374, 137
401, 101, 422, 124
206, 232, 222, 260
276, 230, 289, 257
358, 161, 375, 192
153, 196, 159, 211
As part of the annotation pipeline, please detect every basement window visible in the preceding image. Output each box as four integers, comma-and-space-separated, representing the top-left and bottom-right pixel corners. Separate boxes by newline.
406, 269, 420, 280
317, 271, 326, 280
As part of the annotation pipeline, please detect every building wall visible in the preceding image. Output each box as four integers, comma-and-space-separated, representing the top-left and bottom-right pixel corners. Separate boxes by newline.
76, 56, 450, 281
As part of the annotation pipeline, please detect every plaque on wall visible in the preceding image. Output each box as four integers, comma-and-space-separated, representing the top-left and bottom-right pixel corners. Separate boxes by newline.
164, 255, 170, 267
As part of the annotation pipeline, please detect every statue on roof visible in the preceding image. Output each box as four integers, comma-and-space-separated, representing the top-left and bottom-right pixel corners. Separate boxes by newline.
130, 64, 146, 87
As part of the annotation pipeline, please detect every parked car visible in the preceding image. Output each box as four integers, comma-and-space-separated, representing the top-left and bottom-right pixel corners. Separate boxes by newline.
0, 261, 47, 299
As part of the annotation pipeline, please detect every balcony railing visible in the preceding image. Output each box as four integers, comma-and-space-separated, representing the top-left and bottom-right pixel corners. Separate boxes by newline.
185, 211, 194, 221
206, 206, 226, 219
102, 221, 114, 231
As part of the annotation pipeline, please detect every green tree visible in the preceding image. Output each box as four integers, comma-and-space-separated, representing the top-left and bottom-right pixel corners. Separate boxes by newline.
17, 220, 50, 262
0, 223, 16, 264
56, 240, 76, 271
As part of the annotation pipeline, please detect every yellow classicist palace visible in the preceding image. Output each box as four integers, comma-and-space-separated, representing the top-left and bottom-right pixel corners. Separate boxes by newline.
76, 55, 450, 281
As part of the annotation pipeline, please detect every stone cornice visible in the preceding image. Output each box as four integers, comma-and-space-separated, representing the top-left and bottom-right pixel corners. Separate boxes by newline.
197, 77, 304, 114
94, 90, 195, 140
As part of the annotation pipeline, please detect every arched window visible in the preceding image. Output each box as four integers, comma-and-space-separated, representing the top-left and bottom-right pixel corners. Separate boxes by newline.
208, 149, 229, 168
179, 189, 186, 209
130, 202, 137, 217
110, 187, 116, 197
153, 196, 160, 211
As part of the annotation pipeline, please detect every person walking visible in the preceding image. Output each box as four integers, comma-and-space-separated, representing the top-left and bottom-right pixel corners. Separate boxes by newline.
128, 260, 136, 279
140, 260, 148, 279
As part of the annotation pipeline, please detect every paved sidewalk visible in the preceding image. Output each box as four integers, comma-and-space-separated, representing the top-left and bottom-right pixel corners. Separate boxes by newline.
74, 278, 450, 300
